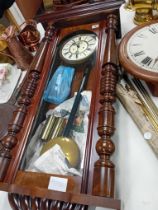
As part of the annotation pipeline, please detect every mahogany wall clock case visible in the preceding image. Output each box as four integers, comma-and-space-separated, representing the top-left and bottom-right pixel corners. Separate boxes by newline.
0, 1, 123, 209
119, 20, 158, 96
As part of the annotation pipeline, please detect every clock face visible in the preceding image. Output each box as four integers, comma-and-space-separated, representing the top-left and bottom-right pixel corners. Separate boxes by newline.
60, 33, 98, 64
127, 22, 158, 72
119, 21, 158, 82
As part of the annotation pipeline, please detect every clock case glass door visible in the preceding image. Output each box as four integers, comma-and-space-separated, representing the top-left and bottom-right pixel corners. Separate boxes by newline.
18, 21, 104, 194
22, 28, 98, 175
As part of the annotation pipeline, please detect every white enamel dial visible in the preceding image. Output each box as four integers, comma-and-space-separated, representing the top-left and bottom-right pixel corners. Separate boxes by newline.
127, 22, 158, 72
60, 34, 98, 64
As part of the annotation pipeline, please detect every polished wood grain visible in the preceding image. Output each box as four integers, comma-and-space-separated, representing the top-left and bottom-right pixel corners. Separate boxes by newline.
14, 171, 82, 192
92, 14, 118, 197
36, 0, 122, 36
0, 1, 123, 209
0, 26, 58, 182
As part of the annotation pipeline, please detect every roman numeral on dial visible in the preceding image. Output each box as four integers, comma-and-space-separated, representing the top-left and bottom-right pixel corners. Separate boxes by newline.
134, 51, 145, 57
149, 26, 158, 34
141, 56, 153, 66
137, 34, 147, 38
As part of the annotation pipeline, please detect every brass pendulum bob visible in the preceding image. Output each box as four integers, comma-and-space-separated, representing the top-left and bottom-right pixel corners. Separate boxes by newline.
41, 62, 92, 168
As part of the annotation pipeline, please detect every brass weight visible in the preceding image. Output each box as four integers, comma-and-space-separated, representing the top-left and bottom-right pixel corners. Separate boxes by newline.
40, 115, 66, 141
40, 115, 56, 141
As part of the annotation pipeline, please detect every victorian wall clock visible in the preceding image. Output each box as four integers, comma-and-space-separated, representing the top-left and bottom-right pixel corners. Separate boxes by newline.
0, 1, 123, 210
119, 20, 158, 96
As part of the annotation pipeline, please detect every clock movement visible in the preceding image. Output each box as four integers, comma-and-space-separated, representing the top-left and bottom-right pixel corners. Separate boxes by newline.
119, 20, 158, 96
0, 1, 123, 210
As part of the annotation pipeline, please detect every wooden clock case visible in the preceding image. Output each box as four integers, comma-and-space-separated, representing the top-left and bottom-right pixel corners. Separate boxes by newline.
119, 20, 158, 96
0, 1, 123, 209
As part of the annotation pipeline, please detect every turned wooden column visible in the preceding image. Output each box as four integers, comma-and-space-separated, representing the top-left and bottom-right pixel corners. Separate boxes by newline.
92, 14, 118, 198
0, 26, 57, 181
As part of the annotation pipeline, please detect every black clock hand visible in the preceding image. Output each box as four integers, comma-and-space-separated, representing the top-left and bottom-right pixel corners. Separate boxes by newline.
63, 62, 92, 137
76, 51, 79, 59
76, 42, 80, 48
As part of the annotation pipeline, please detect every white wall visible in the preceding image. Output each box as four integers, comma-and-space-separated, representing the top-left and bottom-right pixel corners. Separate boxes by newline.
115, 5, 158, 210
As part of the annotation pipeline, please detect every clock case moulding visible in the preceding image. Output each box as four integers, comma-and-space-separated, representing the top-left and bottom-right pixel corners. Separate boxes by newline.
119, 19, 158, 96
0, 1, 123, 210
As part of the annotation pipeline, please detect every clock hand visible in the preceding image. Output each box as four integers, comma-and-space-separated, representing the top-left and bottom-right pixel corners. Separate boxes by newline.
76, 51, 79, 59
76, 42, 80, 48
68, 53, 72, 58
71, 39, 76, 44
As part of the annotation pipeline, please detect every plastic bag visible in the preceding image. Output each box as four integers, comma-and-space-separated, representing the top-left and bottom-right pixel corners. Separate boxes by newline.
43, 65, 75, 104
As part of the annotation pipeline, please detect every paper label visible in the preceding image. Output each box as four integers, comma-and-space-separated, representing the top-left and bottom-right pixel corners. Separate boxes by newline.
48, 176, 68, 192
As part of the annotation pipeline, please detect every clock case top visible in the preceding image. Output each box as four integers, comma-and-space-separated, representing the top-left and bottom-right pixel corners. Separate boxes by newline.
119, 20, 158, 82
0, 1, 123, 209
36, 0, 122, 38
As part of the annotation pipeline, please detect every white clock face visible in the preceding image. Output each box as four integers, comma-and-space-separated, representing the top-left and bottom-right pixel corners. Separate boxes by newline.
127, 22, 158, 72
60, 34, 98, 64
